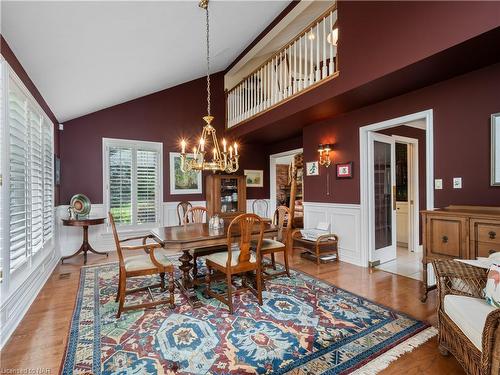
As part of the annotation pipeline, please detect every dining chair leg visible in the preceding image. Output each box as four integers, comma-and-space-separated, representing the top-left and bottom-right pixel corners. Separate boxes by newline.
168, 271, 175, 309
256, 267, 263, 306
115, 269, 122, 302
226, 273, 234, 314
283, 248, 291, 277
205, 266, 212, 295
192, 255, 198, 279
116, 271, 126, 318
160, 272, 166, 291
270, 253, 277, 270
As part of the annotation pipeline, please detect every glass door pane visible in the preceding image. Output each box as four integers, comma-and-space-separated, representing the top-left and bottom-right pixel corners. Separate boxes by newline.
374, 140, 393, 250
220, 177, 239, 213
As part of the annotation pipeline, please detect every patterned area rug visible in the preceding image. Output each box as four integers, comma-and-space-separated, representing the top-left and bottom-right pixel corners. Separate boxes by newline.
61, 258, 436, 374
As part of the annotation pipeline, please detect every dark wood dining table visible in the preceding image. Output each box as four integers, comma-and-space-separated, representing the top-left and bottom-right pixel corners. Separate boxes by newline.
150, 222, 278, 307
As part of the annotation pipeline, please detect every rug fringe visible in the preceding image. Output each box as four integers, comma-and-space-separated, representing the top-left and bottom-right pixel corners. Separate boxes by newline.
351, 327, 438, 375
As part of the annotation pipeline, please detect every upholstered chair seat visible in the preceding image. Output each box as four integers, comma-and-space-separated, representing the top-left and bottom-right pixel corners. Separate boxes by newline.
206, 249, 257, 267
124, 249, 172, 272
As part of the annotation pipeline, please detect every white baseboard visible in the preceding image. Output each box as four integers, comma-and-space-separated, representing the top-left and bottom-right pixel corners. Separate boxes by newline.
302, 202, 364, 267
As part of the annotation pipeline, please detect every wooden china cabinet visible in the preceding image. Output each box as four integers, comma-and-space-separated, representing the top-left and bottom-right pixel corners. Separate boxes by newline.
206, 174, 246, 220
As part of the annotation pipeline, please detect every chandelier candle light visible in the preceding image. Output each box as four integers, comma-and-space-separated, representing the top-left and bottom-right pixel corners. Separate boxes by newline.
179, 0, 239, 173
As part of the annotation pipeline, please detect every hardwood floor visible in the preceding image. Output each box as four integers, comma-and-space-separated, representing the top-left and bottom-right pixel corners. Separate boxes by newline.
0, 249, 464, 374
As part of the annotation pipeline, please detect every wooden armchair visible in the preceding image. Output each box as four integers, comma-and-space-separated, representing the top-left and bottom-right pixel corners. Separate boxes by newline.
109, 213, 175, 318
433, 259, 500, 375
205, 213, 264, 314
176, 201, 192, 225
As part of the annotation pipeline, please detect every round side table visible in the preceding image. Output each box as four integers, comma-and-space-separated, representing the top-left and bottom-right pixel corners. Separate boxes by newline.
61, 217, 108, 264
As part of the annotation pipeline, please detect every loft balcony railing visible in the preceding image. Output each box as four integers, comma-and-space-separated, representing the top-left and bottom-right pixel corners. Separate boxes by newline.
226, 4, 338, 129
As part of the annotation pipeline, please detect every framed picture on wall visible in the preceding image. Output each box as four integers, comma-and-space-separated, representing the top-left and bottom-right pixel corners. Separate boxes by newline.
306, 161, 319, 176
336, 162, 353, 179
491, 113, 500, 186
169, 152, 202, 194
244, 170, 264, 187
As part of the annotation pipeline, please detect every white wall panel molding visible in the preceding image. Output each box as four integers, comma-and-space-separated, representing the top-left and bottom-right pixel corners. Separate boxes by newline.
302, 202, 365, 267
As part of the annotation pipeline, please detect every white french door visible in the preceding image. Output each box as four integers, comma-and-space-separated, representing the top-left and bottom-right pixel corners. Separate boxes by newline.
368, 132, 396, 264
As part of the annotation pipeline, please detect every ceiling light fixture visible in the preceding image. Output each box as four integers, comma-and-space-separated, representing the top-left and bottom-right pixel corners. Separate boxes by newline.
179, 0, 239, 173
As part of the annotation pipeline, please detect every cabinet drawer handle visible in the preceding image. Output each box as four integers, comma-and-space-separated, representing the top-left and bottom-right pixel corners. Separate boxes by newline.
488, 231, 497, 240
442, 235, 448, 243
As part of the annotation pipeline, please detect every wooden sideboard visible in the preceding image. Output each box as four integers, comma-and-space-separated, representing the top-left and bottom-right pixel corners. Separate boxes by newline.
421, 205, 500, 302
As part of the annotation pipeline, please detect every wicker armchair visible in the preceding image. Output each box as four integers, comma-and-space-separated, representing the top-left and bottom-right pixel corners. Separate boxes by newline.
433, 259, 500, 375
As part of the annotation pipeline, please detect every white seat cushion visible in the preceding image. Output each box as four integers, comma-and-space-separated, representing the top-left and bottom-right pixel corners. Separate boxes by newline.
444, 294, 496, 351
124, 249, 172, 272
206, 249, 256, 267
251, 239, 285, 250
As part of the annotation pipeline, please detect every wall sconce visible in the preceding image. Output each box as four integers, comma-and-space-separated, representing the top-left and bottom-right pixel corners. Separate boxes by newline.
318, 144, 333, 167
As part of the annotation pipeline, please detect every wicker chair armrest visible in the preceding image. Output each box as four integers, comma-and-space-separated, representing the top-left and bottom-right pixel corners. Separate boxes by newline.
481, 308, 500, 375
432, 260, 488, 307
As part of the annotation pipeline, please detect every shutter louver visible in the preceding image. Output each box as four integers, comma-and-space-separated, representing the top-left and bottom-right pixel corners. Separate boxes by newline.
137, 150, 158, 224
42, 118, 54, 243
29, 104, 44, 254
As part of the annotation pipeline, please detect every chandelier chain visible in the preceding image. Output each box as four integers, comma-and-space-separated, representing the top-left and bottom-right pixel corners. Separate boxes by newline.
205, 4, 211, 116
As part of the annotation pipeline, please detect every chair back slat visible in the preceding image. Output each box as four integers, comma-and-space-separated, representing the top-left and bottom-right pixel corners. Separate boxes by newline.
108, 212, 125, 264
184, 206, 207, 225
227, 213, 264, 267
273, 205, 291, 242
177, 201, 193, 225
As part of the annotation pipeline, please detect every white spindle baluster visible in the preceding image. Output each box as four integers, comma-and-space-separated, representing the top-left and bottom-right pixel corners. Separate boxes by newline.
329, 11, 334, 75
293, 41, 297, 94
322, 17, 327, 78
316, 23, 320, 82
309, 27, 314, 85
287, 46, 291, 97
304, 34, 307, 88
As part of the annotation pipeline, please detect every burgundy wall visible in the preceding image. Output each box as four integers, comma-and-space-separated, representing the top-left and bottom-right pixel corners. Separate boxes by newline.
60, 73, 225, 204
303, 63, 500, 208
1, 35, 61, 203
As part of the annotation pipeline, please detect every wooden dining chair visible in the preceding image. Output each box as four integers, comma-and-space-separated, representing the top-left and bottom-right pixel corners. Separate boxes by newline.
183, 206, 207, 225
205, 213, 265, 314
177, 201, 192, 225
109, 212, 175, 318
258, 205, 292, 280
252, 199, 269, 218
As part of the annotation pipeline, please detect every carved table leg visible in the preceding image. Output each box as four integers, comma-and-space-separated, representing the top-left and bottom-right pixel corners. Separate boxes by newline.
61, 225, 107, 265
176, 250, 202, 308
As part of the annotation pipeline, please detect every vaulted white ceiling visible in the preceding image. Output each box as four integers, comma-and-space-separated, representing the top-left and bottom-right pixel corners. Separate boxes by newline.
1, 1, 289, 122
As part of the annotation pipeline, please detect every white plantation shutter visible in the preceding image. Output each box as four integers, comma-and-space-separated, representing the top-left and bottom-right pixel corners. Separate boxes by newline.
8, 79, 29, 271
137, 150, 158, 224
108, 147, 133, 224
42, 118, 54, 244
104, 139, 162, 227
5, 73, 55, 273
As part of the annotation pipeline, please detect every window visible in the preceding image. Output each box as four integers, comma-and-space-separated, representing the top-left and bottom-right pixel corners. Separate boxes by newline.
1, 62, 54, 275
103, 138, 162, 228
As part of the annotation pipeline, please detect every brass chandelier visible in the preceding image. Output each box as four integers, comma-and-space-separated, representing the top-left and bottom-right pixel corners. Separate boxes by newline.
179, 0, 239, 173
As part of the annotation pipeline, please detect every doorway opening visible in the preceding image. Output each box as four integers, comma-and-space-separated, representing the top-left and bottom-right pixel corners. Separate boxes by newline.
269, 148, 303, 227
359, 110, 434, 277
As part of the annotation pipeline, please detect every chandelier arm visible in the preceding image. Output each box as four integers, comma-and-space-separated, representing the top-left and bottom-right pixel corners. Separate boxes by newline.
206, 4, 211, 116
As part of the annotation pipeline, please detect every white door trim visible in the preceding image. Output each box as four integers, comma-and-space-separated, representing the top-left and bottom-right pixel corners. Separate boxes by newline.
359, 109, 434, 266
269, 148, 303, 216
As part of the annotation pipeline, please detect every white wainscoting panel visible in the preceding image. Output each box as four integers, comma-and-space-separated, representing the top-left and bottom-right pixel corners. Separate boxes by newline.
303, 202, 364, 267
